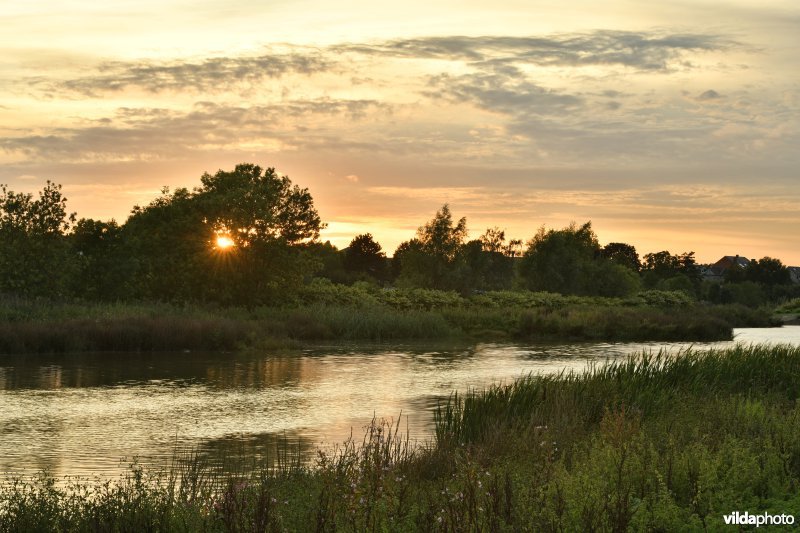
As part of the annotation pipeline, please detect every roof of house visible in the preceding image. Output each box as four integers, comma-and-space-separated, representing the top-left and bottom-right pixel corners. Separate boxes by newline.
709, 255, 750, 276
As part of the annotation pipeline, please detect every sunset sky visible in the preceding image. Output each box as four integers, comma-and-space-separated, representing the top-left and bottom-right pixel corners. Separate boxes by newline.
1, 1, 798, 263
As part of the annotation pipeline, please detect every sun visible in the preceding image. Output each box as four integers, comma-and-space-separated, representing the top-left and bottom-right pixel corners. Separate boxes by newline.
215, 235, 235, 250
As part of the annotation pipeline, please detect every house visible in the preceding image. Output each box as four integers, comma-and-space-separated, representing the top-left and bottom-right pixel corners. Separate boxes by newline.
702, 255, 800, 284
789, 266, 800, 284
702, 255, 750, 282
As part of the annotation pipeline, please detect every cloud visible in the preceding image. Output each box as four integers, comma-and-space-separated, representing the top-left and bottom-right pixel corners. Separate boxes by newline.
426, 66, 583, 116
19, 30, 737, 100
0, 99, 390, 163
697, 89, 723, 100
339, 31, 735, 72
26, 50, 333, 96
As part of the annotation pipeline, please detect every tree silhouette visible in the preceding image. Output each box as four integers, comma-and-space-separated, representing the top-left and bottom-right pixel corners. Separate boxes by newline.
0, 181, 76, 297
344, 233, 387, 281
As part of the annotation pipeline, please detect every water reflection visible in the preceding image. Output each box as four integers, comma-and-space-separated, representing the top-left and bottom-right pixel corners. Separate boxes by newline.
1, 327, 798, 479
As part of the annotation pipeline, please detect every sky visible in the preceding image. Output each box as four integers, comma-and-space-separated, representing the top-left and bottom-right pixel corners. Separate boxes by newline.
1, 0, 798, 263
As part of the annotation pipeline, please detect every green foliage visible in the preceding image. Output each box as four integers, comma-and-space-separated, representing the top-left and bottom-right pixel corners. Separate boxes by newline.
0, 181, 76, 297
641, 250, 700, 294
600, 241, 641, 271
725, 256, 791, 288
70, 218, 134, 300
633, 289, 695, 307
776, 298, 800, 314
344, 233, 388, 282
198, 163, 322, 245
304, 240, 351, 284
520, 221, 599, 294
123, 164, 323, 304
583, 259, 642, 297
396, 205, 469, 290
519, 222, 640, 297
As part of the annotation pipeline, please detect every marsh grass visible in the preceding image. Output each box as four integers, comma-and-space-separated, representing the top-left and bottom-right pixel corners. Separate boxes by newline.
5, 345, 800, 531
0, 295, 777, 354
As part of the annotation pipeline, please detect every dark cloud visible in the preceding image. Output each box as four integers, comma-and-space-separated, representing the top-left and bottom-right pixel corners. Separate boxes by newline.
697, 89, 722, 100
26, 52, 332, 96
339, 31, 735, 71
0, 99, 389, 162
21, 31, 735, 98
426, 65, 583, 116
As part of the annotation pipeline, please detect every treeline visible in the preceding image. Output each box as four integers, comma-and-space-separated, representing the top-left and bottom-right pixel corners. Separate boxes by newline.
1, 164, 797, 307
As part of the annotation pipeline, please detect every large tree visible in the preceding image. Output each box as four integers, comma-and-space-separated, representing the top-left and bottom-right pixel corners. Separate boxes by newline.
641, 250, 699, 293
744, 257, 791, 286
344, 233, 387, 281
601, 242, 641, 272
0, 181, 76, 297
396, 205, 468, 289
123, 164, 323, 304
70, 218, 133, 300
519, 222, 639, 296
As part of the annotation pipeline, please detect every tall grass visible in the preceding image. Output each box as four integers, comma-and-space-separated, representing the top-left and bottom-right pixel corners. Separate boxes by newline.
434, 344, 800, 447
0, 295, 778, 354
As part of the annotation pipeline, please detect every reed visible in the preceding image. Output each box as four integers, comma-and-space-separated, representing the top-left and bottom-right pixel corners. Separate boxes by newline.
0, 296, 778, 354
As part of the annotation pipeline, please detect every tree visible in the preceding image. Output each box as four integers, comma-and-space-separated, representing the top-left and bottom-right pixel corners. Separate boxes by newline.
396, 205, 468, 289
600, 242, 641, 272
123, 164, 323, 304
519, 221, 639, 296
519, 222, 599, 294
70, 218, 134, 300
744, 257, 790, 286
344, 233, 387, 282
469, 227, 520, 290
417, 205, 467, 261
641, 250, 699, 294
393, 238, 435, 288
196, 164, 322, 246
0, 181, 76, 297
306, 240, 351, 284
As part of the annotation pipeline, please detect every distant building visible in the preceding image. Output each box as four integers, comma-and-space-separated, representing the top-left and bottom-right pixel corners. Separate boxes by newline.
789, 266, 800, 284
702, 255, 750, 283
702, 255, 800, 284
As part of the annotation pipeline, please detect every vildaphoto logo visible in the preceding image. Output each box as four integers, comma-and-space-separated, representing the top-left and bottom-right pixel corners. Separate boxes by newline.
723, 511, 795, 527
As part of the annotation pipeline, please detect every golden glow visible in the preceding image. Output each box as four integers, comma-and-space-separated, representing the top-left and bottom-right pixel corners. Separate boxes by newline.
215, 235, 235, 250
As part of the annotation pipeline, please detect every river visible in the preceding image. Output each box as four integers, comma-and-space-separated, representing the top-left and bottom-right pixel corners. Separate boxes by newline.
2, 326, 799, 479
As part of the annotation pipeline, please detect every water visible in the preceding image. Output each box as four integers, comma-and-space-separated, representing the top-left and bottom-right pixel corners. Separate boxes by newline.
1, 327, 799, 479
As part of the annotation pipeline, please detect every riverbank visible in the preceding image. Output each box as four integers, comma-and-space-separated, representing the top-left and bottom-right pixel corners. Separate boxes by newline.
0, 291, 778, 354
3, 344, 800, 531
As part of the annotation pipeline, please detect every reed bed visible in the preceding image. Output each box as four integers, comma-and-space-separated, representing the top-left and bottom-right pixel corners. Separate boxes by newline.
3, 298, 776, 354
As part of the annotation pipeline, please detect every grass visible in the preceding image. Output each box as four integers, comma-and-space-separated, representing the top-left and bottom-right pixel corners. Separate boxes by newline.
4, 344, 800, 531
0, 292, 780, 354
